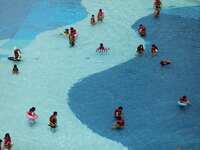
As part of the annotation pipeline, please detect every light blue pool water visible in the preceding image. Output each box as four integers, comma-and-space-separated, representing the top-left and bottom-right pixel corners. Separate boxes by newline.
0, 1, 199, 150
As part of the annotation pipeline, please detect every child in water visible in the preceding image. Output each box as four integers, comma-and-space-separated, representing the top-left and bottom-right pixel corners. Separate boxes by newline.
151, 44, 158, 56
3, 133, 12, 150
138, 24, 146, 37
97, 9, 104, 22
49, 112, 57, 128
137, 44, 145, 54
90, 15, 96, 25
12, 64, 19, 74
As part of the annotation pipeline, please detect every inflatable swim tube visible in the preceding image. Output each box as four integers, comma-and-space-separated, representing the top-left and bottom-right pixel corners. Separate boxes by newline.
26, 112, 38, 120
177, 101, 188, 107
8, 57, 21, 61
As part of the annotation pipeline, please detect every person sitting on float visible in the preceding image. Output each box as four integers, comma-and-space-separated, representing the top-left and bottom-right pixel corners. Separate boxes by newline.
26, 107, 38, 121
179, 96, 191, 105
14, 48, 21, 60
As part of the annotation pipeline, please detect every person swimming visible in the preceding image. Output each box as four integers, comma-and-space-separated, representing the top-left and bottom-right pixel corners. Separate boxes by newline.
12, 64, 19, 74
90, 15, 96, 25
114, 106, 123, 119
178, 96, 191, 106
137, 44, 145, 54
26, 107, 38, 121
151, 44, 158, 56
97, 9, 104, 22
13, 48, 21, 60
138, 24, 146, 37
96, 43, 109, 53
49, 112, 57, 128
3, 133, 12, 150
160, 60, 171, 66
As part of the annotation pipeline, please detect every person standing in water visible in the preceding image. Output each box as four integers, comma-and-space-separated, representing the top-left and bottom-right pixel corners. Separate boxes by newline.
49, 112, 58, 128
97, 9, 104, 22
90, 15, 96, 25
3, 133, 12, 150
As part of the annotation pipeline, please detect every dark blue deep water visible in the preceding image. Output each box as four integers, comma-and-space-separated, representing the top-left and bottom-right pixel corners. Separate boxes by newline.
69, 6, 200, 150
0, 0, 87, 48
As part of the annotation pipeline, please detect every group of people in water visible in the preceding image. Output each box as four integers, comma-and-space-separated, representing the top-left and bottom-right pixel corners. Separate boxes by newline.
26, 107, 58, 128
137, 2, 172, 67
64, 27, 78, 47
0, 133, 12, 150
136, 0, 191, 108
90, 9, 105, 25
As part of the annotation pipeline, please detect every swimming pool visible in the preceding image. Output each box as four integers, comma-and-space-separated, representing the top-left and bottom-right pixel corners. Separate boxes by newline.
0, 0, 199, 150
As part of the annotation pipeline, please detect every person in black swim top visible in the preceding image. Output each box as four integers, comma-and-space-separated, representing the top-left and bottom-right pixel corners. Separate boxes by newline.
137, 44, 145, 54
12, 64, 19, 74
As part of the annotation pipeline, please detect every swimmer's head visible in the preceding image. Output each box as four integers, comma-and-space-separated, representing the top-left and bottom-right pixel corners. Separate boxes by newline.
14, 64, 17, 68
30, 107, 36, 112
99, 9, 102, 12
5, 133, 10, 138
92, 14, 95, 17
100, 43, 104, 47
183, 96, 187, 99
118, 106, 123, 110
0, 139, 2, 143
53, 112, 57, 116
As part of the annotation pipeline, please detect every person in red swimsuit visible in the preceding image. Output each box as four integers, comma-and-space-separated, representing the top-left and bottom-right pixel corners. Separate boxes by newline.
138, 24, 146, 37
114, 106, 123, 119
49, 112, 58, 128
97, 9, 104, 22
3, 133, 12, 150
